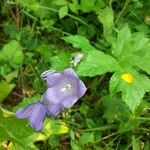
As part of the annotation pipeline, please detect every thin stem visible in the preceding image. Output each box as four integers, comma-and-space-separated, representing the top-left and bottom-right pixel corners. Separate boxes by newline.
115, 0, 131, 24
39, 6, 90, 28
83, 124, 117, 132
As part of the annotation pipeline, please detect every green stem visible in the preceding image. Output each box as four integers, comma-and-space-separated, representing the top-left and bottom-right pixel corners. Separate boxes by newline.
115, 0, 131, 24
39, 6, 90, 28
83, 124, 117, 132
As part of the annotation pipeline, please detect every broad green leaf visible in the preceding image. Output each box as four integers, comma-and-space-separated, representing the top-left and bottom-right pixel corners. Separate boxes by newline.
63, 35, 95, 52
109, 73, 120, 96
80, 0, 96, 12
109, 70, 148, 112
50, 51, 71, 70
69, 0, 79, 14
0, 108, 34, 148
1, 40, 24, 68
118, 33, 150, 68
77, 50, 120, 77
79, 132, 94, 145
44, 118, 68, 136
112, 25, 131, 57
0, 80, 15, 102
112, 27, 150, 70
59, 5, 68, 18
137, 52, 150, 74
98, 7, 114, 43
102, 96, 130, 123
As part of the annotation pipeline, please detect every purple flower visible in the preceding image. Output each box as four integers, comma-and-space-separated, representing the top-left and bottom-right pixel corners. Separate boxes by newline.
43, 68, 87, 109
15, 102, 46, 131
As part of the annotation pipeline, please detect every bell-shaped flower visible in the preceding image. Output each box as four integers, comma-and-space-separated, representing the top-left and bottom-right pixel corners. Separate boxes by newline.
43, 68, 87, 108
15, 102, 46, 131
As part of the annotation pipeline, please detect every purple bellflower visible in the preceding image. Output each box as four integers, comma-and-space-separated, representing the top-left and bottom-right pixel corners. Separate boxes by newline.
15, 68, 87, 131
43, 68, 87, 110
16, 102, 46, 131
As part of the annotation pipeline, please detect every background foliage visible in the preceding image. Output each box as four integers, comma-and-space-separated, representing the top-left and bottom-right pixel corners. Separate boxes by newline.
0, 0, 150, 149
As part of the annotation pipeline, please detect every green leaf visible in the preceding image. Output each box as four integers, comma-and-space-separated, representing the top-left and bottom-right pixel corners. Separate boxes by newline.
51, 0, 67, 6
43, 118, 68, 136
109, 70, 147, 112
59, 5, 68, 18
5, 70, 18, 83
102, 96, 130, 122
132, 136, 141, 150
63, 35, 95, 52
112, 25, 131, 57
69, 0, 79, 14
137, 52, 150, 74
119, 118, 143, 133
77, 50, 120, 77
112, 27, 150, 71
80, 0, 96, 12
50, 51, 71, 70
1, 40, 24, 68
71, 140, 81, 150
79, 132, 94, 145
98, 7, 114, 43
0, 108, 34, 148
0, 80, 15, 102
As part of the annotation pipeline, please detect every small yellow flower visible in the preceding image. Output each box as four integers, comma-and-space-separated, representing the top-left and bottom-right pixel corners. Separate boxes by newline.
121, 73, 134, 84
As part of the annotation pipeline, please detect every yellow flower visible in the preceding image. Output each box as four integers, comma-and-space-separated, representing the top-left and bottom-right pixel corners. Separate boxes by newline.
121, 73, 134, 84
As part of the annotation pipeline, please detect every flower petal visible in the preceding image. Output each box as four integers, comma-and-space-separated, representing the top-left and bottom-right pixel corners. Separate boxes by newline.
15, 104, 34, 119
61, 95, 78, 108
29, 102, 46, 131
43, 87, 62, 104
46, 73, 62, 87
46, 104, 62, 116
62, 68, 78, 79
77, 80, 87, 98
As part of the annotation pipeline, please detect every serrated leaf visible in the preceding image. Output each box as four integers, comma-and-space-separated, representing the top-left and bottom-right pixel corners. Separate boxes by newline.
59, 5, 68, 18
137, 52, 150, 74
1, 40, 24, 68
63, 35, 95, 52
80, 0, 95, 12
0, 80, 15, 102
102, 96, 130, 122
98, 7, 114, 43
112, 27, 150, 71
109, 70, 147, 112
109, 73, 120, 96
50, 51, 71, 70
77, 50, 120, 77
112, 25, 131, 57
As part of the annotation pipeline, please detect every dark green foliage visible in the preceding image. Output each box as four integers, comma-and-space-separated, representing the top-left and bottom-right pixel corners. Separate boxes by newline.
0, 0, 150, 149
